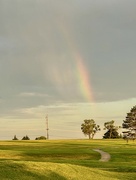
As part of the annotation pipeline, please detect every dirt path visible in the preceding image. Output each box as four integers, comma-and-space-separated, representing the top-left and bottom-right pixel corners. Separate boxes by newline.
93, 149, 111, 162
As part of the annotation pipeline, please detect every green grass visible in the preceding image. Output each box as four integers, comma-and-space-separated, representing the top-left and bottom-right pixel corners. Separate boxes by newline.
0, 139, 136, 179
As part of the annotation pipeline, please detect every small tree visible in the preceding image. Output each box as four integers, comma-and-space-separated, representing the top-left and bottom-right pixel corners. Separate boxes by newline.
103, 129, 119, 139
22, 135, 30, 140
81, 119, 100, 139
122, 106, 136, 142
103, 120, 120, 139
12, 135, 18, 140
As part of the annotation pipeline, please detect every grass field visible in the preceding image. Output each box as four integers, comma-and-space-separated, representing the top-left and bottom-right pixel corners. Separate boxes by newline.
0, 139, 136, 180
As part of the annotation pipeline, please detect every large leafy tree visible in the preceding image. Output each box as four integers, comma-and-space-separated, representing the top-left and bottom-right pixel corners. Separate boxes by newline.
122, 106, 136, 140
81, 119, 100, 139
103, 120, 119, 139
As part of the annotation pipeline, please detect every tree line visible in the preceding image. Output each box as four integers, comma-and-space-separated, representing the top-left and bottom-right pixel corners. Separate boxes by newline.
81, 105, 136, 141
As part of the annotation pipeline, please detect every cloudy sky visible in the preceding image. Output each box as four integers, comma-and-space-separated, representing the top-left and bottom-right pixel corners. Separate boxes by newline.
0, 0, 136, 140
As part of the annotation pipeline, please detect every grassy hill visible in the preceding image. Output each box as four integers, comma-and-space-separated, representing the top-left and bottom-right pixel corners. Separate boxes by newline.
0, 139, 136, 179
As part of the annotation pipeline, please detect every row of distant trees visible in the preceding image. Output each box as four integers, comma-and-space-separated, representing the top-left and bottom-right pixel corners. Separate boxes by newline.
81, 105, 136, 141
12, 135, 46, 140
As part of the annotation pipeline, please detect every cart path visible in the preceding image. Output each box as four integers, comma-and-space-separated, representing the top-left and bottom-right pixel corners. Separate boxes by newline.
93, 149, 111, 162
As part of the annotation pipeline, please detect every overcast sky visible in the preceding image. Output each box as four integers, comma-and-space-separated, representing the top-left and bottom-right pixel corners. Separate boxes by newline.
0, 0, 136, 139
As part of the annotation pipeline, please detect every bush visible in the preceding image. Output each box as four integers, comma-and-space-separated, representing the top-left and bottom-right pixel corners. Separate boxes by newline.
12, 135, 18, 140
22, 135, 30, 140
35, 136, 46, 140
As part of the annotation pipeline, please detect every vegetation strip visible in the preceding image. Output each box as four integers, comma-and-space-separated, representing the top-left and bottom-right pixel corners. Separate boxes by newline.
93, 149, 111, 162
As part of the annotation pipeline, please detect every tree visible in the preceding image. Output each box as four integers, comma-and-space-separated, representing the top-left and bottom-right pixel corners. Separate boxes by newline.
103, 120, 120, 139
22, 135, 30, 140
122, 106, 136, 141
103, 129, 119, 139
81, 119, 100, 139
12, 135, 18, 140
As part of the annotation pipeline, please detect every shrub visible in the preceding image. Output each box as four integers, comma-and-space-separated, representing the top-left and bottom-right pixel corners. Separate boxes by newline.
12, 135, 18, 140
35, 136, 46, 140
22, 135, 30, 140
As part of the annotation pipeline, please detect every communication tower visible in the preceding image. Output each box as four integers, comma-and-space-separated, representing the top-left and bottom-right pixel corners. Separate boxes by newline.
46, 115, 49, 139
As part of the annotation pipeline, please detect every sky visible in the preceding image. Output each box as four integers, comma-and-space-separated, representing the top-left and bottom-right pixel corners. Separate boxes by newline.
0, 0, 136, 140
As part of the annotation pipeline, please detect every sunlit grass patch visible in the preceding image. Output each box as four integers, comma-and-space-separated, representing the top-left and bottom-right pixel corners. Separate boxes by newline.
0, 160, 132, 180
0, 150, 22, 160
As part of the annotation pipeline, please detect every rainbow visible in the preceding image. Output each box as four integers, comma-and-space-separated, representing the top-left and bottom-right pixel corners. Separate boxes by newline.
74, 53, 93, 102
54, 21, 94, 102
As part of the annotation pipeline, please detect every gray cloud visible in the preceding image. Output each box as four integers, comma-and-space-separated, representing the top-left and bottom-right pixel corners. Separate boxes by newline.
0, 0, 136, 119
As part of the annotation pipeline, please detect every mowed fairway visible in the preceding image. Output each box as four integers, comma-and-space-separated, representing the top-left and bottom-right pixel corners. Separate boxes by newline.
0, 140, 136, 180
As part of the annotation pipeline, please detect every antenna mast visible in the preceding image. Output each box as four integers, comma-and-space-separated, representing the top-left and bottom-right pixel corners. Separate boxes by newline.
46, 115, 49, 139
